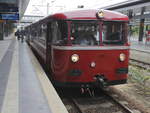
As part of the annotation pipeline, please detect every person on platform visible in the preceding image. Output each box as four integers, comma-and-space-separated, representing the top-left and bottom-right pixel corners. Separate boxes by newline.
15, 30, 21, 40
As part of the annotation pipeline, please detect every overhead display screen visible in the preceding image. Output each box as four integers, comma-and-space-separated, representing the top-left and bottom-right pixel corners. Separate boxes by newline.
0, 0, 17, 4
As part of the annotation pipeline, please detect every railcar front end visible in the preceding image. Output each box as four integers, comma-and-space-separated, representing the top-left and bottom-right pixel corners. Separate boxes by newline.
52, 46, 129, 88
50, 15, 129, 88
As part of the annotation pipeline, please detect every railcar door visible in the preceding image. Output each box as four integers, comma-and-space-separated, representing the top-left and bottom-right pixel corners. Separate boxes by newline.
46, 22, 52, 72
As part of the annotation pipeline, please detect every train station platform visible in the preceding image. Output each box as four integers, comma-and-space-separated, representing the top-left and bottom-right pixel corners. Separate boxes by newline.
130, 41, 150, 53
0, 35, 68, 113
130, 40, 150, 64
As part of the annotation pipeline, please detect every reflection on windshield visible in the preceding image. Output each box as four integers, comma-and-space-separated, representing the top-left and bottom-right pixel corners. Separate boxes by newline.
102, 22, 127, 45
71, 22, 100, 46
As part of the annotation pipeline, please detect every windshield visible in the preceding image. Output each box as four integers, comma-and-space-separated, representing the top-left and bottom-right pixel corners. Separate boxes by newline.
70, 22, 100, 46
102, 22, 127, 45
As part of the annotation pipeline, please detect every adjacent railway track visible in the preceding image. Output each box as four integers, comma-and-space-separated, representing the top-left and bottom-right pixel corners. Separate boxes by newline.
130, 48, 150, 70
129, 59, 150, 70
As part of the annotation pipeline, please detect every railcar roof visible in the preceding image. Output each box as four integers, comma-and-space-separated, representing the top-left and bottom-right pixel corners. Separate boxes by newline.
51, 9, 129, 21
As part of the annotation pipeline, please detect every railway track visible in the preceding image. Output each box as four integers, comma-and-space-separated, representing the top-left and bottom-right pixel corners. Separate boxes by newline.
102, 90, 133, 113
69, 92, 133, 113
129, 59, 150, 70
130, 48, 150, 70
57, 88, 136, 113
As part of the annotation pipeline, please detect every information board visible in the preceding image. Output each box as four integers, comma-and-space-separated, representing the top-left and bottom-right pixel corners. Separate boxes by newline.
0, 13, 19, 20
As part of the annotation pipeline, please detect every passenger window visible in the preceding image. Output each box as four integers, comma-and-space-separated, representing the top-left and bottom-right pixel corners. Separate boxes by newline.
52, 21, 68, 45
102, 22, 127, 45
38, 24, 47, 46
52, 22, 59, 44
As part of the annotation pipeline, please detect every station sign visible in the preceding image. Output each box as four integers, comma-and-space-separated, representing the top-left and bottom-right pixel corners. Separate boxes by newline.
0, 0, 17, 4
0, 5, 18, 13
0, 13, 19, 20
0, 0, 18, 13
0, 7, 18, 13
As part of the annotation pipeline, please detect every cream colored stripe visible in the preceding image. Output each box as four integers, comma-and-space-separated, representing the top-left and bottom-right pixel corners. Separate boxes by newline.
1, 41, 18, 113
52, 45, 130, 50
27, 45, 68, 113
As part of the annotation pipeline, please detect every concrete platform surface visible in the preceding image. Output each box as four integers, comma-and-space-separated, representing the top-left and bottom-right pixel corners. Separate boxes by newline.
130, 41, 150, 53
0, 37, 68, 113
130, 41, 150, 64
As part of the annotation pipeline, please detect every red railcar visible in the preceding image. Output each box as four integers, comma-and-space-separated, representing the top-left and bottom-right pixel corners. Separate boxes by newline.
25, 9, 129, 88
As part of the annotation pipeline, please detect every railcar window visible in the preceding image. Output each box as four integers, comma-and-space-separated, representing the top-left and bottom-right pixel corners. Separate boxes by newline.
71, 22, 99, 46
38, 24, 47, 46
52, 21, 68, 45
102, 22, 127, 45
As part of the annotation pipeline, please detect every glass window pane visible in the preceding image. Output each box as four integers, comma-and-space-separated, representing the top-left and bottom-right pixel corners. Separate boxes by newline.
71, 21, 100, 46
102, 22, 127, 45
52, 21, 68, 45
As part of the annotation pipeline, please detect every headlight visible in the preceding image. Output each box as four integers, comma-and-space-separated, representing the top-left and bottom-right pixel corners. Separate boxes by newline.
91, 62, 96, 68
119, 53, 126, 61
71, 54, 79, 63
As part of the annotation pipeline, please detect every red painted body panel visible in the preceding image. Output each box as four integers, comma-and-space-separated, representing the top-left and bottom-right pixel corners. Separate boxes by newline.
51, 9, 129, 21
51, 47, 129, 83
